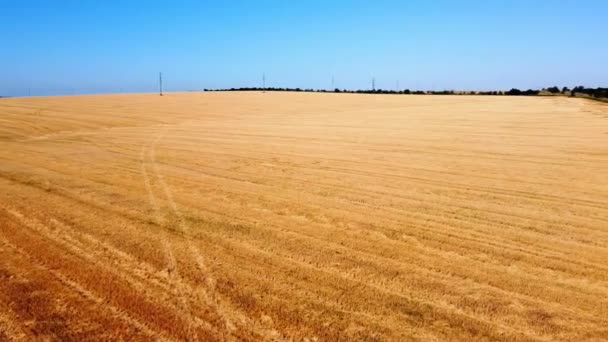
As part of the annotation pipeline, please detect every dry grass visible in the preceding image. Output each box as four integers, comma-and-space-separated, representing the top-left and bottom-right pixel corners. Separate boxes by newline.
0, 92, 607, 341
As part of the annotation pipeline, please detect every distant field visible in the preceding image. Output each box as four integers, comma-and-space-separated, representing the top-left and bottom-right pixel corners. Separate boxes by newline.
0, 92, 607, 341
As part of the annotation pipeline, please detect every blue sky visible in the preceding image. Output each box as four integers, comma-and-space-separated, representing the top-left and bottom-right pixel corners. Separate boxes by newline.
1, 1, 607, 96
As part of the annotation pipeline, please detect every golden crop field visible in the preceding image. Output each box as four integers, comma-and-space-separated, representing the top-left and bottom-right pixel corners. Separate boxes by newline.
0, 92, 607, 341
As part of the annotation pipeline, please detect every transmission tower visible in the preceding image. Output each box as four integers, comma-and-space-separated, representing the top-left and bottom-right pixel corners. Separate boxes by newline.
159, 72, 163, 96
372, 77, 376, 91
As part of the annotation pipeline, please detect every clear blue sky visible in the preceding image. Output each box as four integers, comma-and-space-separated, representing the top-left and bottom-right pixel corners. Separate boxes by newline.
2, 1, 607, 96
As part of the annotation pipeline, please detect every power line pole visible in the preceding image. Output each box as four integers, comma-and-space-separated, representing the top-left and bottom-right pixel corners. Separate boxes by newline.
372, 77, 376, 91
159, 72, 163, 96
262, 72, 266, 89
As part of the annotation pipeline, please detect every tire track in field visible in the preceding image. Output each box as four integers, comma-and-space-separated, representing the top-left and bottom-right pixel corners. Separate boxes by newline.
141, 130, 180, 279
148, 130, 234, 331
149, 127, 283, 341
140, 127, 205, 340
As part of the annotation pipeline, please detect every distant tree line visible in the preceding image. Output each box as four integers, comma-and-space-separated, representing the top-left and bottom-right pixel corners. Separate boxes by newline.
208, 87, 482, 95
504, 89, 540, 96
570, 86, 608, 99
208, 86, 608, 99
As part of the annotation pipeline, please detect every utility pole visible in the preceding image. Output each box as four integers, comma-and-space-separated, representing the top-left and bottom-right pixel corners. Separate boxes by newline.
159, 72, 163, 96
262, 73, 266, 89
372, 77, 376, 91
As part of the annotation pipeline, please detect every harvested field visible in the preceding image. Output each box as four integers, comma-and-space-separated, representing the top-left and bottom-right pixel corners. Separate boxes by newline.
0, 92, 607, 341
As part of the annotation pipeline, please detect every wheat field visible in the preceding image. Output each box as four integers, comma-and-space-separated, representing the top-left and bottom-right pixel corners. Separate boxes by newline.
0, 92, 607, 341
